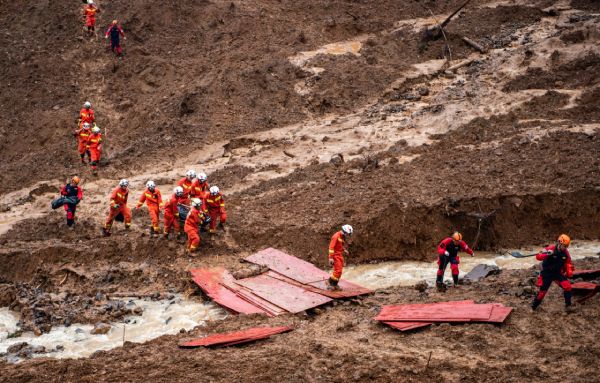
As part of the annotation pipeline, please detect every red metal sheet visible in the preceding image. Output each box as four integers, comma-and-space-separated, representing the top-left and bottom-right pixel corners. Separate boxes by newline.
267, 271, 371, 299
487, 305, 512, 323
375, 302, 494, 322
383, 321, 432, 331
245, 248, 331, 284
219, 272, 286, 316
190, 268, 267, 315
179, 326, 293, 348
572, 269, 600, 279
235, 274, 333, 313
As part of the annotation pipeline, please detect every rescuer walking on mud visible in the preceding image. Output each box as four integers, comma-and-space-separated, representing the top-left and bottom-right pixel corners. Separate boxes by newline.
82, 0, 99, 37
74, 122, 92, 164
205, 186, 226, 233
192, 172, 210, 200
60, 176, 83, 228
531, 234, 575, 312
327, 225, 353, 290
436, 232, 474, 290
78, 101, 95, 129
88, 126, 102, 173
177, 170, 196, 199
136, 180, 163, 237
163, 186, 186, 240
184, 198, 209, 254
105, 20, 125, 57
103, 179, 131, 236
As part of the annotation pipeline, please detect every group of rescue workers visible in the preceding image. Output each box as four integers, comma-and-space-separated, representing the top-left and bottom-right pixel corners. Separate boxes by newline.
59, 169, 227, 255
61, 0, 580, 306
327, 227, 576, 309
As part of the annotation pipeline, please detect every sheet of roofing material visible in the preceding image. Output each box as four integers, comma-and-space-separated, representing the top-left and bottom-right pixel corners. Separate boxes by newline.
235, 273, 333, 313
179, 326, 293, 348
190, 268, 268, 315
245, 247, 330, 284
375, 302, 495, 322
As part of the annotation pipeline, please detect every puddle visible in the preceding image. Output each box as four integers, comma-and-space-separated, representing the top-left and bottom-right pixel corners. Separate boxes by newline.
0, 296, 227, 362
344, 241, 600, 290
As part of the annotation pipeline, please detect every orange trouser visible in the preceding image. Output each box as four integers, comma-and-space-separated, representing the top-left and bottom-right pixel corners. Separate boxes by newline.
147, 205, 160, 232
105, 205, 131, 229
208, 209, 227, 233
78, 141, 89, 155
330, 254, 344, 280
164, 212, 180, 234
184, 223, 200, 251
90, 147, 101, 162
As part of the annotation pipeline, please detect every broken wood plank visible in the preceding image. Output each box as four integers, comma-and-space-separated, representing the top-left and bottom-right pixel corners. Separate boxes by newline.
445, 58, 475, 73
462, 36, 486, 53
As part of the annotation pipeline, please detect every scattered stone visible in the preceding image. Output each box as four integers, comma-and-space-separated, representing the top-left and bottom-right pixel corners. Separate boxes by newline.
7, 342, 28, 354
417, 86, 430, 96
463, 264, 500, 282
91, 323, 111, 335
330, 153, 344, 166
414, 280, 428, 292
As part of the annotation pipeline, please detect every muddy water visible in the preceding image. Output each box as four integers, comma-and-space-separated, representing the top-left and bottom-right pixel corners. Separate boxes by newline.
344, 241, 600, 290
0, 296, 227, 361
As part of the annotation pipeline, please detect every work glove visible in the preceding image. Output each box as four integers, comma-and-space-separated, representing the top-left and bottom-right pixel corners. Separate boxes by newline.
471, 252, 475, 257
112, 204, 120, 209
444, 251, 449, 257
328, 258, 334, 267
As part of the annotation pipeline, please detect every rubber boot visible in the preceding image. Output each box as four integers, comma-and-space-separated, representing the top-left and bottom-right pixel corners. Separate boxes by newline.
531, 298, 541, 311
102, 227, 111, 237
80, 153, 86, 164
327, 277, 341, 291
436, 282, 446, 292
564, 291, 574, 313
452, 274, 459, 287
149, 226, 156, 238
163, 232, 169, 240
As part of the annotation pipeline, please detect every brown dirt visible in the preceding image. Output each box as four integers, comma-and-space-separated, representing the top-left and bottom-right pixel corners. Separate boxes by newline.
1, 0, 600, 381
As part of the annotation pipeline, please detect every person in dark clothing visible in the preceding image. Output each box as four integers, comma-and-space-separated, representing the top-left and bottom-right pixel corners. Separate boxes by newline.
60, 176, 83, 227
436, 232, 475, 290
105, 20, 125, 57
531, 234, 575, 312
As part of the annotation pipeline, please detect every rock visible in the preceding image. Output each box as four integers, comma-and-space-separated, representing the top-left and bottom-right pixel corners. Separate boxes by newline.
417, 86, 429, 96
91, 323, 111, 335
132, 306, 143, 316
31, 345, 46, 354
463, 264, 501, 282
7, 342, 29, 354
329, 153, 344, 166
414, 280, 428, 292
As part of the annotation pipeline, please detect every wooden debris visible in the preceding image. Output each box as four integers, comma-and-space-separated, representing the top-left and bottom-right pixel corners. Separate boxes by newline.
462, 36, 486, 53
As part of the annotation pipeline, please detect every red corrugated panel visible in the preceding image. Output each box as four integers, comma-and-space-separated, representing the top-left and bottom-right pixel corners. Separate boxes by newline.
245, 248, 329, 284
571, 282, 599, 291
190, 268, 267, 315
179, 326, 293, 348
375, 302, 495, 322
235, 274, 333, 313
572, 269, 600, 279
383, 321, 432, 331
267, 271, 371, 299
487, 305, 513, 323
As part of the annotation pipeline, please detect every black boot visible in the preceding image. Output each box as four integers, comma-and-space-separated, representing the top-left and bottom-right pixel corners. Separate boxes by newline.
531, 298, 541, 311
102, 227, 111, 237
452, 274, 459, 286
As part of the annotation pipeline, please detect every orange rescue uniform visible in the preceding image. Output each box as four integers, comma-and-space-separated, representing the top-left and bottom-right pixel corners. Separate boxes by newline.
88, 132, 102, 170
137, 188, 163, 233
105, 186, 131, 230
328, 231, 346, 281
79, 108, 95, 128
177, 177, 194, 199
191, 179, 210, 200
184, 206, 206, 252
205, 192, 226, 233
76, 128, 92, 160
82, 5, 99, 27
163, 194, 182, 236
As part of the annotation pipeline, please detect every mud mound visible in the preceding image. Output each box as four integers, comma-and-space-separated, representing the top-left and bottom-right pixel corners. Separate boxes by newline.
503, 53, 600, 91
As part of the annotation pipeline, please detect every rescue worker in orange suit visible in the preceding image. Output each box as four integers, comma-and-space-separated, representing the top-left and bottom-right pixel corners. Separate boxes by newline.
192, 172, 210, 200
531, 234, 574, 312
78, 101, 95, 129
177, 169, 196, 199
74, 122, 92, 163
82, 0, 100, 37
60, 176, 83, 228
136, 180, 163, 237
105, 20, 125, 57
184, 198, 208, 253
163, 186, 186, 240
205, 186, 226, 233
103, 179, 131, 236
436, 232, 474, 290
327, 225, 353, 290
88, 126, 102, 172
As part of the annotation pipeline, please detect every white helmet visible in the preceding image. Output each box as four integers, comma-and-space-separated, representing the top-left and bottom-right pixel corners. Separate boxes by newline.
198, 172, 207, 182
119, 179, 129, 188
146, 180, 156, 190
185, 169, 197, 180
191, 198, 202, 208
83, 122, 91, 129
341, 224, 353, 236
87, 0, 94, 4
83, 101, 92, 109
174, 186, 184, 197
92, 126, 100, 134
209, 186, 219, 195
